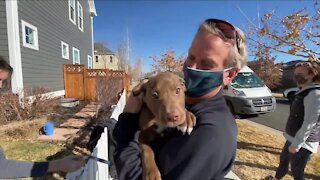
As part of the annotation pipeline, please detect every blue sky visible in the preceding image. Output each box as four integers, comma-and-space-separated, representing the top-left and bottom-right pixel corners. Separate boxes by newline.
93, 0, 316, 72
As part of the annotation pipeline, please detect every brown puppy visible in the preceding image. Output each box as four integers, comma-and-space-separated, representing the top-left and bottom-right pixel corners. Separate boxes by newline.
132, 72, 196, 180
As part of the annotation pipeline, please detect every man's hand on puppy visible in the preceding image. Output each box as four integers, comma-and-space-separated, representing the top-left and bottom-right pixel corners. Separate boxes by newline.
123, 93, 143, 113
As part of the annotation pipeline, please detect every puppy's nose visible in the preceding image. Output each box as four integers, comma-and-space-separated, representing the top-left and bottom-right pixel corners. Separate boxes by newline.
167, 111, 179, 122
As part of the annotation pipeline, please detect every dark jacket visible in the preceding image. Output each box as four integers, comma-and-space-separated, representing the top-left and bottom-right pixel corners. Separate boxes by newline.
113, 90, 237, 180
286, 85, 320, 143
0, 146, 49, 178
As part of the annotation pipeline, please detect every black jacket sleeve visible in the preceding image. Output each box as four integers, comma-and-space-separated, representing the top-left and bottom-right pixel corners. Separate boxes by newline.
0, 147, 49, 178
113, 113, 143, 180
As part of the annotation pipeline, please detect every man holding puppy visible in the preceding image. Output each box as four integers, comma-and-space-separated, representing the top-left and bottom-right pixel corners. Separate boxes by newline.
113, 18, 248, 180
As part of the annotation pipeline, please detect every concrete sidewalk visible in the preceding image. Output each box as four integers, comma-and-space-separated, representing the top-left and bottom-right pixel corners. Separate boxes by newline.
38, 102, 98, 142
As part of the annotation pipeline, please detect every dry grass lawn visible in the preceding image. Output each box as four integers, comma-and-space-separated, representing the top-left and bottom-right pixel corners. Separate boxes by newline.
233, 120, 320, 180
0, 139, 71, 180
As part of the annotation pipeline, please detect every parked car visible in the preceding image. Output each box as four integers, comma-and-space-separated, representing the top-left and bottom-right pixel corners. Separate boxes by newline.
283, 87, 299, 102
223, 66, 276, 115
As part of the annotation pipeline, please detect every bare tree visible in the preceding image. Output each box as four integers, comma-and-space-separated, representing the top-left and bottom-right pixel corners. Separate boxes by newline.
247, 1, 320, 62
248, 45, 282, 90
130, 57, 144, 81
116, 36, 133, 73
151, 50, 185, 73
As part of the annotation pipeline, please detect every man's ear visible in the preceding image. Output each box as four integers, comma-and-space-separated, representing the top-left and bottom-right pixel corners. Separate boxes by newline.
223, 68, 239, 85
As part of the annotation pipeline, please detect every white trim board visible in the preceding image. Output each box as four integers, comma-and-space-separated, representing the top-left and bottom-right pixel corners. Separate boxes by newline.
25, 90, 65, 103
42, 90, 65, 99
6, 0, 24, 93
91, 16, 94, 57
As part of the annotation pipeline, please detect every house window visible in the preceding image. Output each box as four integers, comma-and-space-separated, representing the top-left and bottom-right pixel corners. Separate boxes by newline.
95, 55, 99, 62
61, 41, 69, 59
72, 47, 80, 64
21, 20, 39, 50
88, 55, 93, 69
69, 0, 76, 24
110, 56, 113, 63
77, 2, 83, 31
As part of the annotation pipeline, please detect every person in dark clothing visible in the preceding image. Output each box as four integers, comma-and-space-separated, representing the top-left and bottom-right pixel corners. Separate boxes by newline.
113, 18, 248, 180
0, 56, 85, 179
269, 61, 320, 180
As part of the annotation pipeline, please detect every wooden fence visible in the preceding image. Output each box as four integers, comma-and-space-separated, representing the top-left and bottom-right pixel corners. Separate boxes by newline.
64, 64, 130, 101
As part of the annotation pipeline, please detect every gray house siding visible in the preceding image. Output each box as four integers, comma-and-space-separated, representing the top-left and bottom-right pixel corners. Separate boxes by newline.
0, 0, 9, 62
18, 0, 93, 91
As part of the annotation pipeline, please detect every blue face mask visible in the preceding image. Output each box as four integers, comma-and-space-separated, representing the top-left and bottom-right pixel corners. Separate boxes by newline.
184, 66, 232, 97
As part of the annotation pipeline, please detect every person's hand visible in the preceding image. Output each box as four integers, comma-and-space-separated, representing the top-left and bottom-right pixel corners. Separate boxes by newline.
123, 93, 144, 113
48, 155, 85, 173
288, 145, 299, 154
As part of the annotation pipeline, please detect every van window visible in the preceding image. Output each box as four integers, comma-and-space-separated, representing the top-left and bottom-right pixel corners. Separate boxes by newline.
231, 72, 265, 88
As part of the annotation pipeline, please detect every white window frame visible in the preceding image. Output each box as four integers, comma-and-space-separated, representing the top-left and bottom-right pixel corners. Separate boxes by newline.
72, 47, 80, 64
61, 41, 69, 59
77, 2, 83, 31
88, 55, 93, 69
68, 0, 76, 25
21, 20, 39, 51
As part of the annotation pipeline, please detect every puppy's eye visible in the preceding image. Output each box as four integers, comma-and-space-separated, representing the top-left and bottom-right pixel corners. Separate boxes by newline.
176, 87, 181, 94
152, 91, 159, 99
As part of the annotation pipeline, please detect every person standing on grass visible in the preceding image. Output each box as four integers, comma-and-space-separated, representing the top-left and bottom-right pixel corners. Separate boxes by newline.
268, 61, 320, 180
0, 56, 85, 178
113, 18, 248, 180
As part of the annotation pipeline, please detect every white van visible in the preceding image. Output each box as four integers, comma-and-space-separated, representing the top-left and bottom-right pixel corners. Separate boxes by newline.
223, 66, 276, 115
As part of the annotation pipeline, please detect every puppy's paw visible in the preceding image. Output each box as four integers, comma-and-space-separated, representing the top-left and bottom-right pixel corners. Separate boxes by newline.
177, 125, 187, 135
185, 110, 196, 135
144, 166, 162, 180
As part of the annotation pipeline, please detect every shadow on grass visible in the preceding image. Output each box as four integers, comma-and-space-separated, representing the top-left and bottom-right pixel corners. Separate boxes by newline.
237, 141, 282, 155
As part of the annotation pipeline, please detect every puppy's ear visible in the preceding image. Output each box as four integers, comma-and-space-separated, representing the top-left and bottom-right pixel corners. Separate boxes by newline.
132, 78, 148, 96
179, 77, 186, 92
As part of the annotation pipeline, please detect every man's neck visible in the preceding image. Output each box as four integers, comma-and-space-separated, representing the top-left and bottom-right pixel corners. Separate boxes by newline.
300, 81, 314, 90
186, 86, 222, 105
